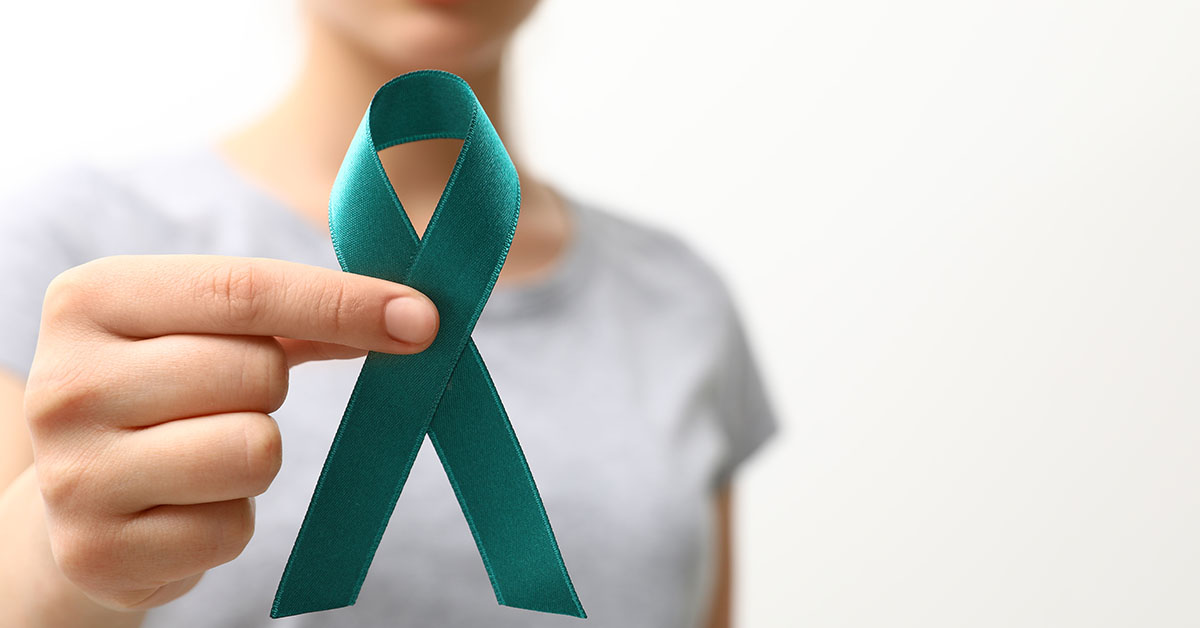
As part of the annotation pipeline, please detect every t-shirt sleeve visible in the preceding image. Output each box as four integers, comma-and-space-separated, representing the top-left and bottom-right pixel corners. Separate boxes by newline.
709, 293, 779, 489
0, 167, 92, 379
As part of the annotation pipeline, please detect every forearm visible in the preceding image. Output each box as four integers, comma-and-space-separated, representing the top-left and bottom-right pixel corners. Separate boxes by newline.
0, 466, 146, 628
706, 484, 734, 628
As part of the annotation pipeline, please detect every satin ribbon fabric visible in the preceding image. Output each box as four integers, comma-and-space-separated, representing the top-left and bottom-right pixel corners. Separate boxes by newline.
270, 70, 585, 620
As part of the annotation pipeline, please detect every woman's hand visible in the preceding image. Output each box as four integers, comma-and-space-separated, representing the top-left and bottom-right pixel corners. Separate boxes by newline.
22, 254, 438, 610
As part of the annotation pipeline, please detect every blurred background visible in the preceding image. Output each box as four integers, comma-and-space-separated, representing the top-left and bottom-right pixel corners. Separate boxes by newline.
1, 1, 1197, 626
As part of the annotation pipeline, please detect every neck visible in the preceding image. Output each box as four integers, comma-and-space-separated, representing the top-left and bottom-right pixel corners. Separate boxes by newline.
220, 14, 512, 233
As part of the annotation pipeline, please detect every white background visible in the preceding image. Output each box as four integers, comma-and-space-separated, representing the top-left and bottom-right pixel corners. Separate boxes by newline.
2, 1, 1198, 626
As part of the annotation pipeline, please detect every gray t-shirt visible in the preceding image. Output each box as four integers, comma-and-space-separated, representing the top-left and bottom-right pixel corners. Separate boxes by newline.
0, 146, 777, 628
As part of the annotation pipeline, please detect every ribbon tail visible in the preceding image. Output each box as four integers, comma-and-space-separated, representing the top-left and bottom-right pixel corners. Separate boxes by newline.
271, 351, 439, 618
428, 341, 586, 618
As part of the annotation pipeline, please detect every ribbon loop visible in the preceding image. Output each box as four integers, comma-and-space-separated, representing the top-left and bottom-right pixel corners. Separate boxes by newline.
271, 70, 585, 620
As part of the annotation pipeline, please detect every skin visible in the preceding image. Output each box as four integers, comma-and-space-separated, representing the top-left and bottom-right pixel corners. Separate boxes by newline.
0, 1, 735, 626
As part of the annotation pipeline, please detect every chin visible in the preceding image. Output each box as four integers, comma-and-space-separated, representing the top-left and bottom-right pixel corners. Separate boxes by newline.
370, 12, 502, 74
307, 0, 535, 76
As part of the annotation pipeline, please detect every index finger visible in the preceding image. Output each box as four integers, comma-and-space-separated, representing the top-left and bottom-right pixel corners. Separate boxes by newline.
48, 255, 439, 354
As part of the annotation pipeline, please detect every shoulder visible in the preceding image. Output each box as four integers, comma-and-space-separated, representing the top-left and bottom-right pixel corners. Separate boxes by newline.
2, 147, 214, 216
567, 198, 779, 484
2, 159, 128, 224
0, 159, 135, 261
0, 146, 270, 260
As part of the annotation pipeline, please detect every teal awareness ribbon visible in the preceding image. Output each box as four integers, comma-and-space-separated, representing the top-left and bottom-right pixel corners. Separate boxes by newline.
270, 70, 585, 619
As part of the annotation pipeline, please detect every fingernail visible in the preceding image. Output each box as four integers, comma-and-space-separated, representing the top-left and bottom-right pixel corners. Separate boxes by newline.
384, 296, 438, 344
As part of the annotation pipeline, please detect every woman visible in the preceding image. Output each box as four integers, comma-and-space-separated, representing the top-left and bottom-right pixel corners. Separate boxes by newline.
0, 1, 776, 626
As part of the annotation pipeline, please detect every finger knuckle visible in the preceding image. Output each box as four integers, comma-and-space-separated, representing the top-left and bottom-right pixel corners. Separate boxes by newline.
24, 359, 108, 433
36, 429, 113, 509
41, 263, 96, 327
208, 262, 266, 327
37, 454, 90, 508
313, 274, 352, 336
